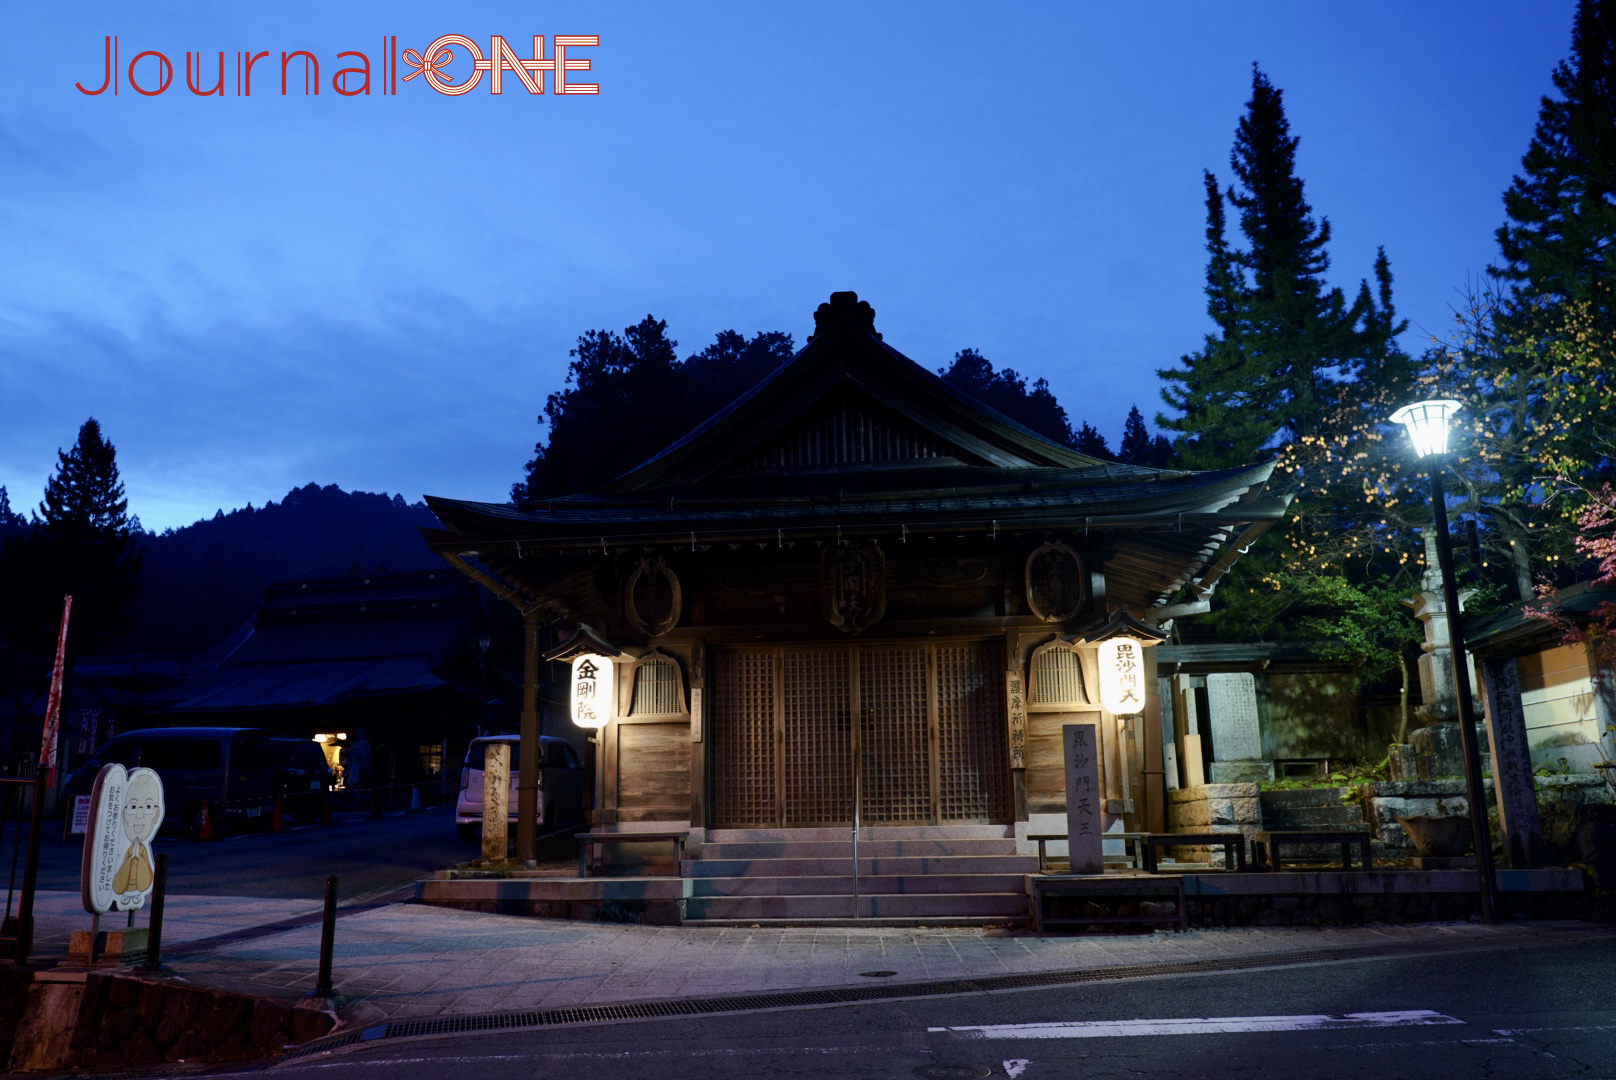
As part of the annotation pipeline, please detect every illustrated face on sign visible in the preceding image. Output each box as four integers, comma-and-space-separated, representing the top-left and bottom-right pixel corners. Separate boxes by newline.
121, 773, 161, 844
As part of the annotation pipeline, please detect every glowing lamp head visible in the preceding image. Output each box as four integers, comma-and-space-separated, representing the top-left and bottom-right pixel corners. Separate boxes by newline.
1096, 635, 1148, 715
1390, 399, 1462, 460
570, 654, 615, 730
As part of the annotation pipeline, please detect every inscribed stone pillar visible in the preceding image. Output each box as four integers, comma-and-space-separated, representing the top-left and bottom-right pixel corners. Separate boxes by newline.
481, 742, 510, 863
1479, 657, 1544, 868
1063, 724, 1104, 874
1206, 672, 1272, 782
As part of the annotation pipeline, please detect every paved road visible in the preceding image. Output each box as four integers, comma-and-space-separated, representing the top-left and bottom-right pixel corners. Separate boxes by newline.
1, 806, 481, 905
223, 937, 1614, 1079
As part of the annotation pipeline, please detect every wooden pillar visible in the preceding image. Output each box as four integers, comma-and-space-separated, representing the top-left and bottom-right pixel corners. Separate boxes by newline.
1141, 655, 1166, 833
1478, 657, 1544, 869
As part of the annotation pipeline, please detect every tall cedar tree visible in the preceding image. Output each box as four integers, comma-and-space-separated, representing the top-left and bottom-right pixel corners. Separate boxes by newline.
1494, 0, 1616, 330
1160, 66, 1413, 642
0, 418, 142, 650
1159, 67, 1399, 469
1118, 405, 1174, 468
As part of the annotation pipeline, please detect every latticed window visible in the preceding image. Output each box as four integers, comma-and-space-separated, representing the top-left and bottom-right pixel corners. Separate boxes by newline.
1030, 641, 1089, 708
629, 653, 685, 716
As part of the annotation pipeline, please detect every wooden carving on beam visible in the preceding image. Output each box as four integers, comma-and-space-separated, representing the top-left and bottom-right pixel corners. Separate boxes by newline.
821, 540, 886, 634
1025, 541, 1086, 622
625, 558, 681, 637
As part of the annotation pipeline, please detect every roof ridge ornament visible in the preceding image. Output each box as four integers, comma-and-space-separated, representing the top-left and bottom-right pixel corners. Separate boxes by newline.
808, 290, 881, 343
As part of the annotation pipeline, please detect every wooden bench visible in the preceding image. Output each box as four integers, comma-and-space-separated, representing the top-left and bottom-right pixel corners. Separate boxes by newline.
577, 830, 689, 878
1141, 831, 1246, 873
1253, 829, 1372, 872
1027, 832, 1147, 871
1030, 875, 1187, 935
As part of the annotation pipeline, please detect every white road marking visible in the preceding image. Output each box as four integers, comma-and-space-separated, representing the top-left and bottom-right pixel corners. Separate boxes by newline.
1494, 1024, 1616, 1035
1003, 1058, 1030, 1077
933, 1010, 1464, 1040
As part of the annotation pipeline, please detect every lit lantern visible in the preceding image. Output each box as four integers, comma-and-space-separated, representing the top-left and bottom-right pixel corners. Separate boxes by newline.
570, 654, 615, 730
1096, 635, 1147, 716
1389, 399, 1462, 460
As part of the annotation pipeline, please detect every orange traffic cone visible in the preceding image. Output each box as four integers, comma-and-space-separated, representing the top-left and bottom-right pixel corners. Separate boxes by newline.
197, 800, 215, 841
270, 794, 285, 832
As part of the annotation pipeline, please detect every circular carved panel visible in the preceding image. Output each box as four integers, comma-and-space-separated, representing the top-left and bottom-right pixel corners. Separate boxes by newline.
625, 558, 681, 637
1025, 542, 1086, 622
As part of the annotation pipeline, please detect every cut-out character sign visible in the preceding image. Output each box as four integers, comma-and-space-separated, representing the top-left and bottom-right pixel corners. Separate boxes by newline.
81, 764, 166, 914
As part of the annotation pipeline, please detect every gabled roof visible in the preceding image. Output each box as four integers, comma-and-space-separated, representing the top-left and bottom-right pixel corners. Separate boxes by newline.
423, 292, 1290, 615
604, 292, 1115, 491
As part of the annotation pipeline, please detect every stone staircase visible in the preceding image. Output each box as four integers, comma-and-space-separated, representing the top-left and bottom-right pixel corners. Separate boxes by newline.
682, 825, 1038, 924
1257, 787, 1386, 863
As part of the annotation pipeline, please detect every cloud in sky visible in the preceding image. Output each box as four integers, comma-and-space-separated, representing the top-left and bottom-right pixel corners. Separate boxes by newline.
0, 1, 1573, 531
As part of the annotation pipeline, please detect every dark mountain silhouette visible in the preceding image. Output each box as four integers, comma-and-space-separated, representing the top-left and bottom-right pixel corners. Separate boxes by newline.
118, 483, 442, 653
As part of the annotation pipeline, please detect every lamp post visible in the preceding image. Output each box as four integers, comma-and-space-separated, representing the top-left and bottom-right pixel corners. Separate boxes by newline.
1389, 399, 1500, 924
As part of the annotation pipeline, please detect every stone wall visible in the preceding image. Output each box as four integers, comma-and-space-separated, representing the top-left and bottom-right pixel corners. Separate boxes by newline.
1165, 783, 1261, 866
2, 968, 334, 1072
1361, 774, 1612, 856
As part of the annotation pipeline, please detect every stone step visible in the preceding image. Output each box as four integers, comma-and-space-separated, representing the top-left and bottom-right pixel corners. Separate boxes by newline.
684, 891, 1030, 920
1258, 787, 1356, 809
705, 825, 1014, 843
1260, 805, 1368, 829
699, 838, 1020, 860
686, 854, 1040, 878
689, 873, 1028, 897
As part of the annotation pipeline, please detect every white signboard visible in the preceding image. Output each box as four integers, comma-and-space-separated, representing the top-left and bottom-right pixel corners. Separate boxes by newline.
69, 795, 92, 836
1062, 723, 1105, 874
80, 764, 165, 915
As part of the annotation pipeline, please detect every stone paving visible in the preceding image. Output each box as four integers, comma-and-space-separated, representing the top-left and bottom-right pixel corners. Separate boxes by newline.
21, 889, 1612, 1031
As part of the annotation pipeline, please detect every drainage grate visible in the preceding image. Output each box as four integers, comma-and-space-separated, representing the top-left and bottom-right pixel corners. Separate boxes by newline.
282, 929, 1607, 1060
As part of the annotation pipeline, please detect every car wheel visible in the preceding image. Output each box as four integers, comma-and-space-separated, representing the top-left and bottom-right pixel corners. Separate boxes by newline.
457, 823, 477, 841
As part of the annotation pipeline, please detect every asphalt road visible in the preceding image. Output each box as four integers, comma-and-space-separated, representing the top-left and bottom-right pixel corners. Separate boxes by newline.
233, 938, 1614, 1080
1, 806, 485, 904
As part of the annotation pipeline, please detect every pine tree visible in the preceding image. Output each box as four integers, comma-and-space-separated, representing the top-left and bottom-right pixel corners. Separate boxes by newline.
937, 349, 1074, 448
0, 418, 142, 649
1494, 0, 1616, 327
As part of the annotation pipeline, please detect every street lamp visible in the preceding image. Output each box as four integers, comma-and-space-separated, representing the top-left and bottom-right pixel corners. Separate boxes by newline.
1390, 399, 1500, 924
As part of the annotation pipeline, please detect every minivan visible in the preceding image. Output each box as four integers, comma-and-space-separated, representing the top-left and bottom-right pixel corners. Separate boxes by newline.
62, 727, 278, 839
455, 734, 586, 840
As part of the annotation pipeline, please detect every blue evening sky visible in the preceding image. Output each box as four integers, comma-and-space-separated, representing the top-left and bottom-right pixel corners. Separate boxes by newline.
0, 2, 1575, 532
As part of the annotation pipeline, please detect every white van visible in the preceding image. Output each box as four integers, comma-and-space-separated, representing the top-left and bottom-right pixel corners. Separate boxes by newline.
455, 734, 586, 840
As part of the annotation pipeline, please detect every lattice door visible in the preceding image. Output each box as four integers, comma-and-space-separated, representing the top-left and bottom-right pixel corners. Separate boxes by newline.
782, 649, 853, 826
711, 650, 777, 827
711, 641, 1011, 827
935, 639, 1012, 823
858, 647, 933, 823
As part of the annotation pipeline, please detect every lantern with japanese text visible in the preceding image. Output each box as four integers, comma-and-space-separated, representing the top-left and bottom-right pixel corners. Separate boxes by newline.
570, 654, 615, 730
1096, 635, 1147, 716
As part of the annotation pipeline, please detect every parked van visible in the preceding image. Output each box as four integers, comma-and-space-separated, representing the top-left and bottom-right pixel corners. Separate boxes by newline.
62, 727, 278, 839
455, 734, 586, 840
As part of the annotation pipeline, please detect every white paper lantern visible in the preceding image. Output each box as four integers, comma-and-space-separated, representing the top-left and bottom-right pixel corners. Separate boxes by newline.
570, 654, 615, 730
1096, 635, 1147, 715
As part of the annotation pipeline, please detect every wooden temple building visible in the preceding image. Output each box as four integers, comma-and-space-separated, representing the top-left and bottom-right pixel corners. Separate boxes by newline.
423, 292, 1288, 920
